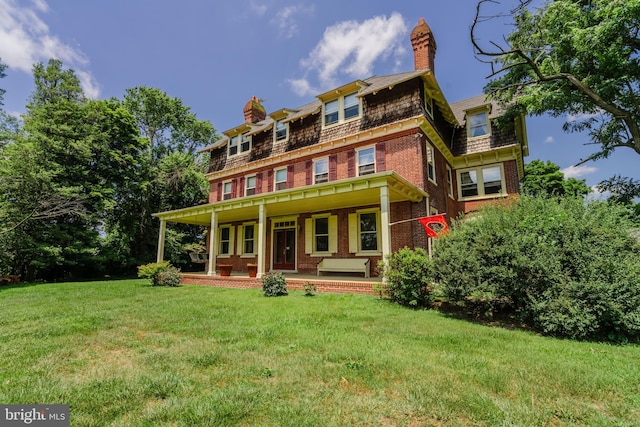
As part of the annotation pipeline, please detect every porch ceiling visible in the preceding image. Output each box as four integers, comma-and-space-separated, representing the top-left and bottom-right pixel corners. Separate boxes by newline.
153, 171, 427, 226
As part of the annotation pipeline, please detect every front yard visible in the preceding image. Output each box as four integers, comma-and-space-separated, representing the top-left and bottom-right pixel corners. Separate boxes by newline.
1, 279, 638, 426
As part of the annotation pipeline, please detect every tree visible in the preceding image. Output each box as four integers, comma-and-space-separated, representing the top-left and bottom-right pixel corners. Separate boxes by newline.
0, 58, 6, 105
521, 159, 591, 197
472, 0, 640, 162
597, 175, 640, 205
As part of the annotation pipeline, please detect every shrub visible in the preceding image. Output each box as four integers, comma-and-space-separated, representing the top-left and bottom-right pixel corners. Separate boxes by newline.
138, 261, 182, 286
157, 265, 182, 287
379, 247, 435, 307
433, 196, 640, 341
262, 272, 288, 297
303, 281, 317, 297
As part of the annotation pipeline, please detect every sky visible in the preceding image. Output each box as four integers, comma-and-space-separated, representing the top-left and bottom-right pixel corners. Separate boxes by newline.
0, 0, 637, 189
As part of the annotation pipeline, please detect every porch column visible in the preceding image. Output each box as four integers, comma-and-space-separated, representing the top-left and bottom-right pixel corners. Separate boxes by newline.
207, 210, 218, 276
156, 219, 166, 263
379, 186, 391, 258
257, 203, 267, 278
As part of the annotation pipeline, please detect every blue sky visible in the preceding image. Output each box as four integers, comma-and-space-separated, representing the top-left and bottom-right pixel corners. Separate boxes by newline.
0, 0, 637, 189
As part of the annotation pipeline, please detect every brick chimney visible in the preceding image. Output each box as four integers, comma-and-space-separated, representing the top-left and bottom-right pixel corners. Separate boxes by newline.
243, 96, 266, 124
410, 18, 437, 72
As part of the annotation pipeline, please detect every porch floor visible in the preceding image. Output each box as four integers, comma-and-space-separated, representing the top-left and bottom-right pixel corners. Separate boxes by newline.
181, 271, 382, 295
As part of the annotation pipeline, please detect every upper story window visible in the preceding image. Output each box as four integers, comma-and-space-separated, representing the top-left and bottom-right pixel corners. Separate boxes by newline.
446, 165, 454, 198
275, 168, 287, 191
323, 92, 361, 127
426, 143, 436, 183
245, 175, 256, 196
240, 133, 251, 152
467, 111, 490, 138
357, 146, 375, 176
228, 132, 251, 156
424, 90, 434, 119
458, 164, 504, 199
228, 135, 239, 156
314, 158, 329, 184
275, 119, 288, 142
222, 181, 232, 200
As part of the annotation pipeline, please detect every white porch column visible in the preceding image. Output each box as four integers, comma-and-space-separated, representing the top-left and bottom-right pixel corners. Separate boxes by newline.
379, 186, 391, 258
207, 210, 218, 276
156, 219, 166, 263
257, 203, 267, 278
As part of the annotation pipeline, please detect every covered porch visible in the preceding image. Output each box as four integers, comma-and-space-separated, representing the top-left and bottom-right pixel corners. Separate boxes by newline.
153, 171, 427, 280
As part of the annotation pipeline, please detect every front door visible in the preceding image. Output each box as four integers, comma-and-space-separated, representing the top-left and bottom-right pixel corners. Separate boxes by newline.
273, 228, 296, 270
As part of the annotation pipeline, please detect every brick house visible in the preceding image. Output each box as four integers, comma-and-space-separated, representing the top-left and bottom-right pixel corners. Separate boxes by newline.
153, 18, 528, 281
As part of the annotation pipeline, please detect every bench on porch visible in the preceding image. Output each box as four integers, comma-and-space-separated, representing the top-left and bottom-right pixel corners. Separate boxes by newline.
189, 253, 208, 263
317, 258, 370, 278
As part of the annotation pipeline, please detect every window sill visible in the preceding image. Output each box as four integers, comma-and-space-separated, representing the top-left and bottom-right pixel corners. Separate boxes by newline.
240, 254, 257, 258
466, 133, 491, 141
458, 193, 508, 202
321, 115, 361, 130
309, 252, 332, 257
217, 255, 232, 259
355, 251, 381, 257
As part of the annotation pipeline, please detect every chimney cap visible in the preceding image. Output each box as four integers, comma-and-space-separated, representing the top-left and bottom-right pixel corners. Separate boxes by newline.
410, 17, 432, 39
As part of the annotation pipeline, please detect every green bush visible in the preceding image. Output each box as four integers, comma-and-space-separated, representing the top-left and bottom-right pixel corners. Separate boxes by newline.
138, 262, 182, 287
158, 265, 182, 287
379, 247, 435, 308
262, 272, 288, 297
433, 196, 640, 342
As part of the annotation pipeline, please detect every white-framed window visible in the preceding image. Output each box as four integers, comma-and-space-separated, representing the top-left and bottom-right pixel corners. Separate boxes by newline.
349, 209, 381, 255
323, 92, 361, 127
458, 164, 505, 199
446, 165, 454, 198
275, 119, 288, 142
245, 175, 256, 196
357, 146, 375, 176
426, 143, 436, 183
228, 132, 251, 156
424, 89, 434, 119
274, 168, 287, 191
467, 111, 490, 138
218, 225, 235, 257
228, 135, 239, 157
237, 222, 257, 256
240, 133, 251, 153
314, 158, 329, 184
222, 181, 232, 200
305, 214, 338, 256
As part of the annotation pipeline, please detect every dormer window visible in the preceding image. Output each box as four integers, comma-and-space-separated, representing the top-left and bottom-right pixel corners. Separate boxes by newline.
323, 92, 361, 127
424, 90, 434, 119
240, 133, 251, 152
467, 111, 490, 138
275, 119, 288, 142
228, 135, 239, 156
228, 132, 251, 157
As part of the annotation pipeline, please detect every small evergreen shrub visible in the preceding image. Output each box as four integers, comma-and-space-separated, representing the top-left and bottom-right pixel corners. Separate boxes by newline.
303, 281, 317, 296
138, 261, 171, 286
379, 247, 435, 308
157, 265, 182, 287
262, 272, 288, 297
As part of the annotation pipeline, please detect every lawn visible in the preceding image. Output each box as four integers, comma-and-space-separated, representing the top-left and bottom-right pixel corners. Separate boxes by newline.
1, 280, 639, 426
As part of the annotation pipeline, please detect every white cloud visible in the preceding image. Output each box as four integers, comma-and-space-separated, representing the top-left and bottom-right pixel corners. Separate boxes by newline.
292, 12, 407, 93
287, 77, 318, 97
249, 0, 267, 16
561, 165, 598, 179
273, 4, 314, 39
567, 111, 600, 122
544, 136, 554, 143
0, 0, 100, 98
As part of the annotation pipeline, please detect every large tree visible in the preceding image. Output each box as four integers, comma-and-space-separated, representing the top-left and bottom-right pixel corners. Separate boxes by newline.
521, 159, 591, 197
472, 0, 640, 162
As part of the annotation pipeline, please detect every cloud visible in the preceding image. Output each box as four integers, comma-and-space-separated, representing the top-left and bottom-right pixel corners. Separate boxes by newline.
272, 4, 314, 39
561, 165, 598, 179
287, 78, 319, 97
567, 111, 600, 122
0, 0, 100, 98
544, 136, 554, 143
249, 0, 267, 16
291, 12, 407, 95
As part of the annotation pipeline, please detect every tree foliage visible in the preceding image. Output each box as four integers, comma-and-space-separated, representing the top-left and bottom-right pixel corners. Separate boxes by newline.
521, 159, 590, 196
0, 58, 6, 105
472, 0, 640, 162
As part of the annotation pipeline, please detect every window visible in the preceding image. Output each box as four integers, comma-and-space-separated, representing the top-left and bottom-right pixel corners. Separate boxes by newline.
243, 224, 254, 254
218, 226, 234, 256
275, 119, 288, 142
275, 168, 287, 191
426, 143, 435, 183
458, 165, 504, 199
222, 181, 232, 200
314, 158, 329, 184
245, 175, 256, 196
446, 165, 454, 198
324, 99, 339, 126
357, 146, 375, 176
348, 209, 381, 254
424, 90, 434, 118
305, 215, 337, 255
240, 133, 251, 153
323, 92, 360, 126
228, 135, 239, 156
467, 111, 490, 138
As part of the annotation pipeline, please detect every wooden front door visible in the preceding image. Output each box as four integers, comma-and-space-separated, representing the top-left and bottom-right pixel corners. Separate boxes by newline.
273, 228, 296, 270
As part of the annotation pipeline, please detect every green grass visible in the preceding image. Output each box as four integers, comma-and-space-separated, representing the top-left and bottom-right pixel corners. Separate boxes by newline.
1, 280, 639, 426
